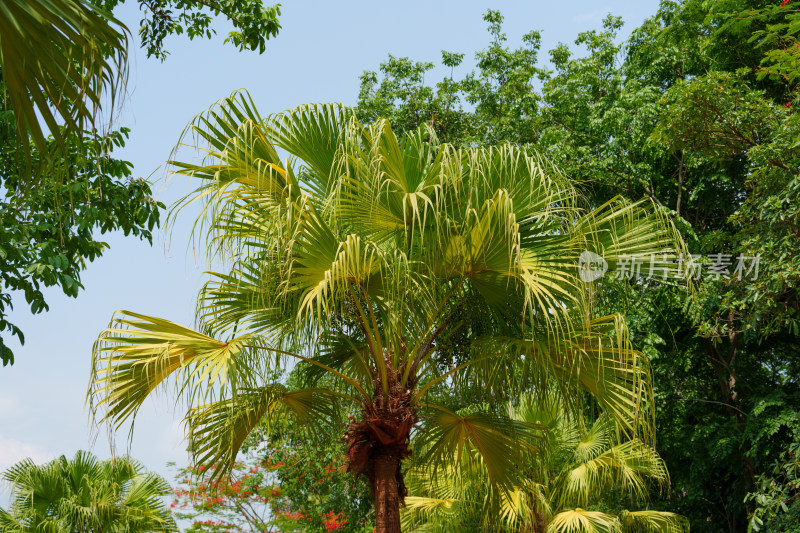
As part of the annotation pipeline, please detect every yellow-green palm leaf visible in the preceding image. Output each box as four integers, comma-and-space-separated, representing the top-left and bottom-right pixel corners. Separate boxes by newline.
549, 509, 620, 533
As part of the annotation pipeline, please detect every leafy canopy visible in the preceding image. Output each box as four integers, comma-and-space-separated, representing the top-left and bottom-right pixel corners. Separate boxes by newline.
0, 124, 163, 366
97, 0, 282, 61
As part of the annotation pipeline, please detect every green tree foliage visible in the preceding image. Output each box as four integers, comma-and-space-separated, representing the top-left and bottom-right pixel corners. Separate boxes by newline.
353, 2, 800, 531
0, 450, 177, 532
746, 440, 800, 532
86, 92, 684, 532
96, 0, 282, 60
356, 10, 545, 146
0, 117, 163, 366
0, 0, 283, 367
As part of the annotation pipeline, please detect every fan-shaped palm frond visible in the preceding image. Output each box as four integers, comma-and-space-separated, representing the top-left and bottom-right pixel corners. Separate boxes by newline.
549, 509, 620, 533
618, 510, 690, 533
185, 385, 343, 470
414, 405, 539, 490
90, 310, 264, 427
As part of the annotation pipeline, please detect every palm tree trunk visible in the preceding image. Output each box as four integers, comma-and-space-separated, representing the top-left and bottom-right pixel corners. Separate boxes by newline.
373, 444, 402, 533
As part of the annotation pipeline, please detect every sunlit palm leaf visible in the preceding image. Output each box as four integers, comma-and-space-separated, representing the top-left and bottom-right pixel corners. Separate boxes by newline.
415, 405, 536, 490
197, 264, 295, 340
451, 314, 652, 437
266, 103, 353, 198
580, 197, 689, 281
556, 439, 669, 509
90, 311, 263, 427
549, 509, 621, 533
401, 496, 460, 532
572, 413, 612, 464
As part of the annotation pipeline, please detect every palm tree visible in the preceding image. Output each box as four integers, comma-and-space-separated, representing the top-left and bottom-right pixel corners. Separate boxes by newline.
402, 392, 690, 532
0, 450, 177, 532
87, 91, 686, 532
0, 0, 128, 178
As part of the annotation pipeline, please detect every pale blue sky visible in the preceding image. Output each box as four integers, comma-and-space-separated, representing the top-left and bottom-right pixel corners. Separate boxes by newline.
1, 0, 661, 496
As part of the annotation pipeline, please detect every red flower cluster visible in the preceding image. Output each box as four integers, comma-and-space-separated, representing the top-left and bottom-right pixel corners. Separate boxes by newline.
193, 519, 237, 527
322, 511, 347, 531
278, 510, 307, 521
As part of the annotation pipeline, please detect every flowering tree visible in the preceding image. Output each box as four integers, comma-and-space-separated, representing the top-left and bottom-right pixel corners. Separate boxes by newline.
170, 439, 373, 532
169, 460, 272, 532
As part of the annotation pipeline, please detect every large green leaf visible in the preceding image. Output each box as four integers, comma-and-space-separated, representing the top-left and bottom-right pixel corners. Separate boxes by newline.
414, 405, 537, 490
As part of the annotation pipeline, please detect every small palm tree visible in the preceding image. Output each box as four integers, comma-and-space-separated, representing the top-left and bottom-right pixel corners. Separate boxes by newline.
88, 92, 686, 532
402, 392, 689, 532
0, 450, 177, 532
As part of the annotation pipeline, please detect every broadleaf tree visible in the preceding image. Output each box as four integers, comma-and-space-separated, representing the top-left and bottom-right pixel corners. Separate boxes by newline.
96, 0, 282, 61
0, 123, 164, 366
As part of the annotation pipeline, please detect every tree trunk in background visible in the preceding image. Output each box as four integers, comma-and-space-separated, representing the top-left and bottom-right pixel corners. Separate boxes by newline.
533, 509, 547, 533
373, 445, 402, 533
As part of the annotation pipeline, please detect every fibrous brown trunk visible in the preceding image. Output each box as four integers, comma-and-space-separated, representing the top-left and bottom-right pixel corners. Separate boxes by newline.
373, 445, 402, 533
343, 357, 417, 533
